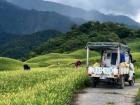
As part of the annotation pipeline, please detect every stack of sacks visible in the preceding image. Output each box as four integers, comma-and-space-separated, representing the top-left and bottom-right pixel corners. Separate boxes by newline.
93, 62, 100, 67
119, 62, 129, 68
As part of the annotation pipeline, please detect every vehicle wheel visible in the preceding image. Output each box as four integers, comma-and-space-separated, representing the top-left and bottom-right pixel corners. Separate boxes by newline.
90, 77, 97, 88
119, 76, 125, 89
112, 79, 116, 88
129, 76, 135, 86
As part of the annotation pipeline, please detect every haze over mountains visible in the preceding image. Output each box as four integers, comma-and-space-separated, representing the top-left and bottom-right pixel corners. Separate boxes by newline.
0, 0, 75, 34
6, 0, 140, 29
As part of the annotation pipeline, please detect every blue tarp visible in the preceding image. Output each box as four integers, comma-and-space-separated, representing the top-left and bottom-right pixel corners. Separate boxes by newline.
120, 53, 125, 63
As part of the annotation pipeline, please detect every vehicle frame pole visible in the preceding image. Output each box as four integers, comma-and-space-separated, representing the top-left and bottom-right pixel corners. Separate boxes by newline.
87, 46, 89, 67
117, 45, 121, 74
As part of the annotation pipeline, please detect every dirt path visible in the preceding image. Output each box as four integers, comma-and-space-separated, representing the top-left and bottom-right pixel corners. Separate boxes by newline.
73, 82, 140, 105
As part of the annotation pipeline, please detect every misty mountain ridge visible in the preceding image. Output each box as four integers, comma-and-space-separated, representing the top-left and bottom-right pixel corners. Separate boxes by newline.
0, 0, 75, 34
6, 0, 140, 28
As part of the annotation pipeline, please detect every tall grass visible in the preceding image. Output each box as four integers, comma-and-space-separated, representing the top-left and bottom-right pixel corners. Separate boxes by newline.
0, 67, 88, 105
132, 53, 140, 67
135, 67, 140, 79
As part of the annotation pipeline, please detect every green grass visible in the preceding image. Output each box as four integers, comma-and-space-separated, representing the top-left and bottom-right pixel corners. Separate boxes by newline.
132, 53, 140, 67
0, 57, 23, 71
68, 49, 99, 59
135, 67, 140, 79
27, 53, 76, 66
128, 39, 140, 52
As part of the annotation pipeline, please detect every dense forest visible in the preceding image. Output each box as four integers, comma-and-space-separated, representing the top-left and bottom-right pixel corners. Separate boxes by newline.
0, 30, 61, 59
29, 21, 140, 58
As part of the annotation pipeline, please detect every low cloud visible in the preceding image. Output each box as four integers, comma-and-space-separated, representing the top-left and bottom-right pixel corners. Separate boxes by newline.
45, 0, 140, 22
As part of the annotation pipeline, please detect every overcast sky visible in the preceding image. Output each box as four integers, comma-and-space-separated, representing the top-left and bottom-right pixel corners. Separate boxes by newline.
45, 0, 140, 23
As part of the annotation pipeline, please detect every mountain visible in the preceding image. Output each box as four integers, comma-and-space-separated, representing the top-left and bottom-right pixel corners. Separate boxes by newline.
0, 0, 75, 34
6, 0, 140, 28
0, 30, 61, 59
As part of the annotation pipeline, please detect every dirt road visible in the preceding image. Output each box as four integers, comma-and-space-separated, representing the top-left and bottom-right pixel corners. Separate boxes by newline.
73, 82, 140, 105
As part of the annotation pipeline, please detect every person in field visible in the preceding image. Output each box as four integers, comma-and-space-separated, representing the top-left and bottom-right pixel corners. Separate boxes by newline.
75, 60, 82, 68
23, 64, 31, 70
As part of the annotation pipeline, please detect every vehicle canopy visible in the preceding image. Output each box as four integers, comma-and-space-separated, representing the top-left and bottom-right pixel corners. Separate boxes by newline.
86, 42, 130, 52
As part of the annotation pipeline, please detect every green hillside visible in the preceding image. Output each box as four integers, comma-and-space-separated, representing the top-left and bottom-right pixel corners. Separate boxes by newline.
0, 47, 139, 71
0, 49, 98, 72
26, 49, 100, 68
0, 57, 23, 71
